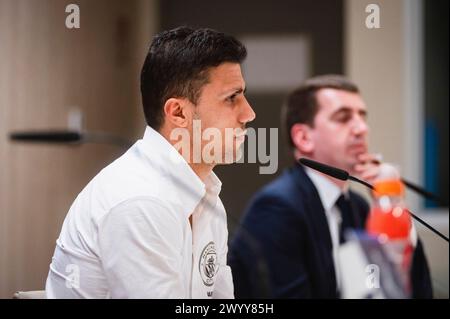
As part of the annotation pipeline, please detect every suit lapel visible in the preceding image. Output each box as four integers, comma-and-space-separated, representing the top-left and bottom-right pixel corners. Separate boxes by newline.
291, 164, 333, 250
290, 163, 338, 296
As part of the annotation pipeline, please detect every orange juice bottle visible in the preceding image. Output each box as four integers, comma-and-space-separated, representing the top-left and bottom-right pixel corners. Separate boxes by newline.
366, 179, 413, 296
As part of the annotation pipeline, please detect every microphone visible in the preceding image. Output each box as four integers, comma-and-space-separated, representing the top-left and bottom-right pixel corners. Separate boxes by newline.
299, 158, 447, 205
299, 158, 449, 243
298, 157, 374, 190
401, 179, 447, 206
9, 130, 132, 149
10, 130, 82, 143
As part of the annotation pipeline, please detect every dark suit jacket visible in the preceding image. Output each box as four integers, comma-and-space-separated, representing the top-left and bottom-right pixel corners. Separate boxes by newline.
229, 163, 433, 298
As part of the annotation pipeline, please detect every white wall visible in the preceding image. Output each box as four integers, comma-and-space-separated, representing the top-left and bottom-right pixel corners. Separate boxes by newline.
345, 0, 448, 298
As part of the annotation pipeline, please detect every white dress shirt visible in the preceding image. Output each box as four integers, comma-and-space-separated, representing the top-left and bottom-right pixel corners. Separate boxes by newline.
45, 126, 234, 299
305, 167, 346, 290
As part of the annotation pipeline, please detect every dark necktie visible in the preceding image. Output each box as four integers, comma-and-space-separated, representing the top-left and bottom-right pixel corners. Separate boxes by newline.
335, 194, 355, 244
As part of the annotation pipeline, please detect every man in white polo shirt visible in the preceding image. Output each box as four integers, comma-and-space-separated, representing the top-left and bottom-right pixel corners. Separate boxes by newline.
45, 26, 255, 298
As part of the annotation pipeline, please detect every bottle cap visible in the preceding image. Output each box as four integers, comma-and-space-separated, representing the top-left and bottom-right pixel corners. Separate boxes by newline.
373, 179, 404, 197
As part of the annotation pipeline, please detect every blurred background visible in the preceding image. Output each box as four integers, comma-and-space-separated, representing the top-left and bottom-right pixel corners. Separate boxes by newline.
0, 0, 448, 298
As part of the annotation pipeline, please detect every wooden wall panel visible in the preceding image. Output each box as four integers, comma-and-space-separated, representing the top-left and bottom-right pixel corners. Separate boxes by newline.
0, 0, 156, 298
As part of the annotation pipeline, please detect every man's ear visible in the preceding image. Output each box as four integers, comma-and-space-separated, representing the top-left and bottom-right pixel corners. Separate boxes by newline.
163, 98, 191, 128
290, 123, 314, 154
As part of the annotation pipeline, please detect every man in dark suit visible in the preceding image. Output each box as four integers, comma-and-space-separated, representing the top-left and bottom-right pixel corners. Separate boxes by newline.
229, 75, 433, 298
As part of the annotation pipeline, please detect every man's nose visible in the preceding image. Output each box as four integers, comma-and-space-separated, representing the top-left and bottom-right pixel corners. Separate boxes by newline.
352, 116, 369, 135
239, 97, 256, 124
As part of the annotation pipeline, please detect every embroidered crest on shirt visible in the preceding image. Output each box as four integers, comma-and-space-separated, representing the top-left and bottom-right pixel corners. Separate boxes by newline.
199, 241, 219, 287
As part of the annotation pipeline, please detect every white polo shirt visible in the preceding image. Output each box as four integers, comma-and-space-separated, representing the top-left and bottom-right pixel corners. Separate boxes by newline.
45, 126, 234, 299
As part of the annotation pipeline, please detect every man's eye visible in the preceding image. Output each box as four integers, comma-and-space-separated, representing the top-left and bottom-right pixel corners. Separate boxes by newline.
227, 95, 237, 102
335, 114, 352, 123
360, 113, 368, 121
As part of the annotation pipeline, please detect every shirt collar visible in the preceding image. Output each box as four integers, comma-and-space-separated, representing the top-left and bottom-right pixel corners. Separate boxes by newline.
204, 169, 222, 197
139, 126, 222, 217
305, 167, 346, 211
